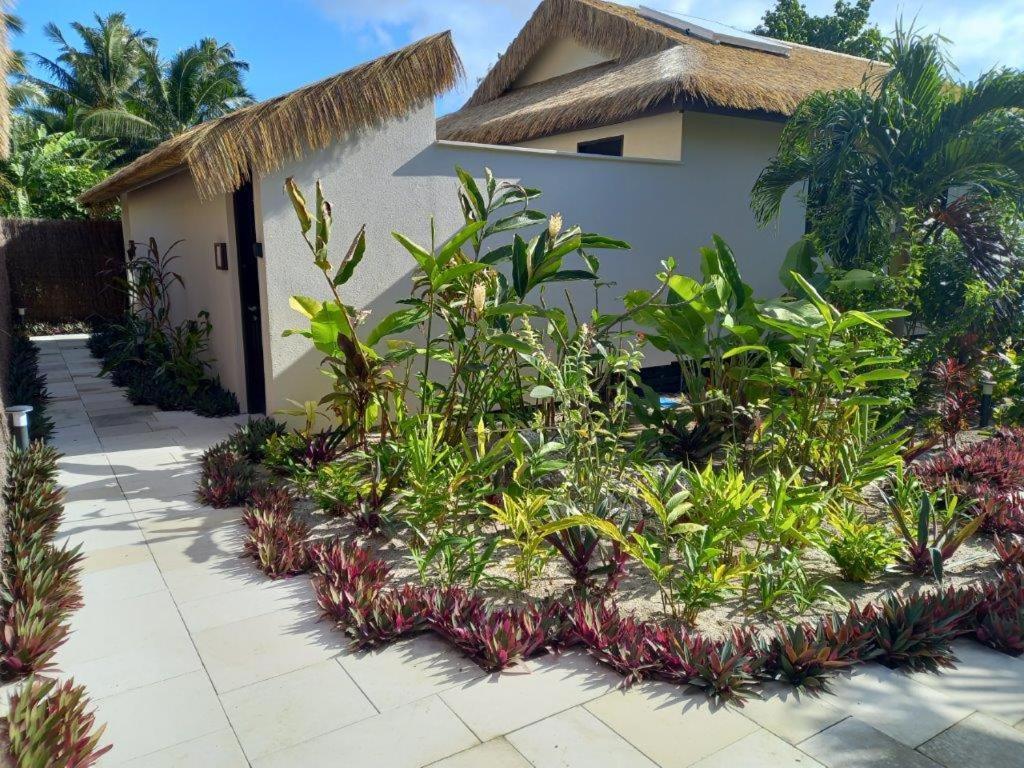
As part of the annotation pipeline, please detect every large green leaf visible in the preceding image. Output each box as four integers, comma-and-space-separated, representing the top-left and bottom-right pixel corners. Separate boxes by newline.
485, 210, 546, 236
366, 306, 429, 346
455, 166, 486, 221
431, 262, 490, 290
289, 295, 322, 319
579, 233, 630, 250
392, 232, 435, 274
850, 368, 909, 387
436, 221, 486, 266
779, 237, 818, 293
333, 227, 366, 286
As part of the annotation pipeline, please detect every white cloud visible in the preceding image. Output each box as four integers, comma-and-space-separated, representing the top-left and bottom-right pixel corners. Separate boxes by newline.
310, 0, 1024, 112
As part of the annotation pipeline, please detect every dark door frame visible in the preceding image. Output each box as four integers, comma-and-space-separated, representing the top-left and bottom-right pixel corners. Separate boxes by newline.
232, 180, 267, 414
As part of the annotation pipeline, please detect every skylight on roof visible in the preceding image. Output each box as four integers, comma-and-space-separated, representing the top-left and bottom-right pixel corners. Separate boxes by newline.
637, 6, 792, 57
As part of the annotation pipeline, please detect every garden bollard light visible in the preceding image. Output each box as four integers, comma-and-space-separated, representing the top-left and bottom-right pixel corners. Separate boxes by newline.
7, 405, 33, 450
979, 370, 994, 428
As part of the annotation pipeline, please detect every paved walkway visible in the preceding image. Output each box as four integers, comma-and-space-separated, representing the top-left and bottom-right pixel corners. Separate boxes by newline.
35, 335, 1024, 767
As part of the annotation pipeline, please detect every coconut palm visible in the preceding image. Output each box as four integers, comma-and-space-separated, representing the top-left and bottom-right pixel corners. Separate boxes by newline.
81, 38, 252, 144
28, 13, 154, 134
751, 26, 1024, 291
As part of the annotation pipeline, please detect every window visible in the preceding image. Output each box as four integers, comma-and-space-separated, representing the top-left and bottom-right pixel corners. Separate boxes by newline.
577, 135, 624, 157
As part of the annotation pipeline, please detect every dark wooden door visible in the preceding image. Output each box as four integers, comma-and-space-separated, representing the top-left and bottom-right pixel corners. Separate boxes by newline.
232, 181, 266, 413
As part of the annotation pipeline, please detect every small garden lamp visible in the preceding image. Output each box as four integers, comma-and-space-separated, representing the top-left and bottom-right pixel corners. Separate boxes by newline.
979, 370, 995, 428
6, 405, 33, 450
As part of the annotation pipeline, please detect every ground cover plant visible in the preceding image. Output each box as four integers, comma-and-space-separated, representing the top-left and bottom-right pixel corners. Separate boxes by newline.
0, 354, 111, 765
88, 238, 238, 418
194, 157, 1024, 704
3, 677, 110, 767
1, 444, 83, 680
7, 334, 54, 443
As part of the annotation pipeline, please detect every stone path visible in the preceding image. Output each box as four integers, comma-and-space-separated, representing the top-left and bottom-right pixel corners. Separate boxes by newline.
34, 334, 1024, 767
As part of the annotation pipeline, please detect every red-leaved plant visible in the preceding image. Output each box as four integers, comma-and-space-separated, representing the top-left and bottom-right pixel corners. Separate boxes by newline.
6, 677, 111, 767
309, 540, 390, 626
243, 511, 311, 579
759, 613, 867, 691
932, 358, 976, 450
868, 588, 978, 672
975, 568, 1024, 655
425, 588, 563, 672
994, 534, 1024, 568
915, 428, 1024, 534
196, 446, 257, 508
567, 600, 659, 685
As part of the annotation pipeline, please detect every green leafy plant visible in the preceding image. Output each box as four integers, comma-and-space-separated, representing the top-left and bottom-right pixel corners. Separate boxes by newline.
824, 504, 901, 582
284, 179, 399, 449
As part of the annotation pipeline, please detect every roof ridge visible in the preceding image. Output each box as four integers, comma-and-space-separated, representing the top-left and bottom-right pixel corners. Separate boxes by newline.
81, 32, 463, 205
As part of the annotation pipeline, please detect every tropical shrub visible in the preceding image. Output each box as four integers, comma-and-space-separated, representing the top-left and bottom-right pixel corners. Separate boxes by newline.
91, 238, 238, 418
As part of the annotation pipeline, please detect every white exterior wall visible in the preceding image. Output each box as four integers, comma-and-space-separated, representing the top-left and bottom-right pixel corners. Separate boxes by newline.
518, 111, 684, 161
119, 171, 248, 406
257, 103, 803, 415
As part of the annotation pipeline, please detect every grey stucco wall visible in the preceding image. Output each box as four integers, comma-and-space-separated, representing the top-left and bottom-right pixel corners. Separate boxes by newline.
257, 103, 804, 415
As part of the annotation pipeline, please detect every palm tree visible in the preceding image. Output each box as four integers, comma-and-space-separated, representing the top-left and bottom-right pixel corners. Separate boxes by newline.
751, 26, 1024, 293
28, 13, 154, 135
81, 38, 252, 144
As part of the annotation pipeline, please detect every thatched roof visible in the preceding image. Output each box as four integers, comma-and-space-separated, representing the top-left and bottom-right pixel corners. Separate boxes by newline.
437, 0, 884, 145
81, 32, 462, 205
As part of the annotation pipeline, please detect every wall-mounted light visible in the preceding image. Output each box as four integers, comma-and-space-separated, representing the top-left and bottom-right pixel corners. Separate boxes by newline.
214, 242, 229, 270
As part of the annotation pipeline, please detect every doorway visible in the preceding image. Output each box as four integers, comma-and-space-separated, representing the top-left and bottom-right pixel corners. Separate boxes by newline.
232, 180, 267, 414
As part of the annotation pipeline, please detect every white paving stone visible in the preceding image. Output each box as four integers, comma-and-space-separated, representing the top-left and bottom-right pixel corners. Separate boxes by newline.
585, 681, 759, 768
221, 659, 377, 759
691, 729, 825, 767
339, 634, 486, 711
799, 718, 943, 768
192, 603, 343, 692
908, 641, 1024, 726
826, 666, 974, 747
507, 706, 657, 768
440, 651, 621, 741
738, 683, 846, 744
97, 671, 231, 765
115, 729, 249, 768
254, 695, 479, 768
428, 738, 532, 767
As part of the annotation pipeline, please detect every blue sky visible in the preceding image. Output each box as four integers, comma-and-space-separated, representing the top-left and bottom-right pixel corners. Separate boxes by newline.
17, 0, 1024, 115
